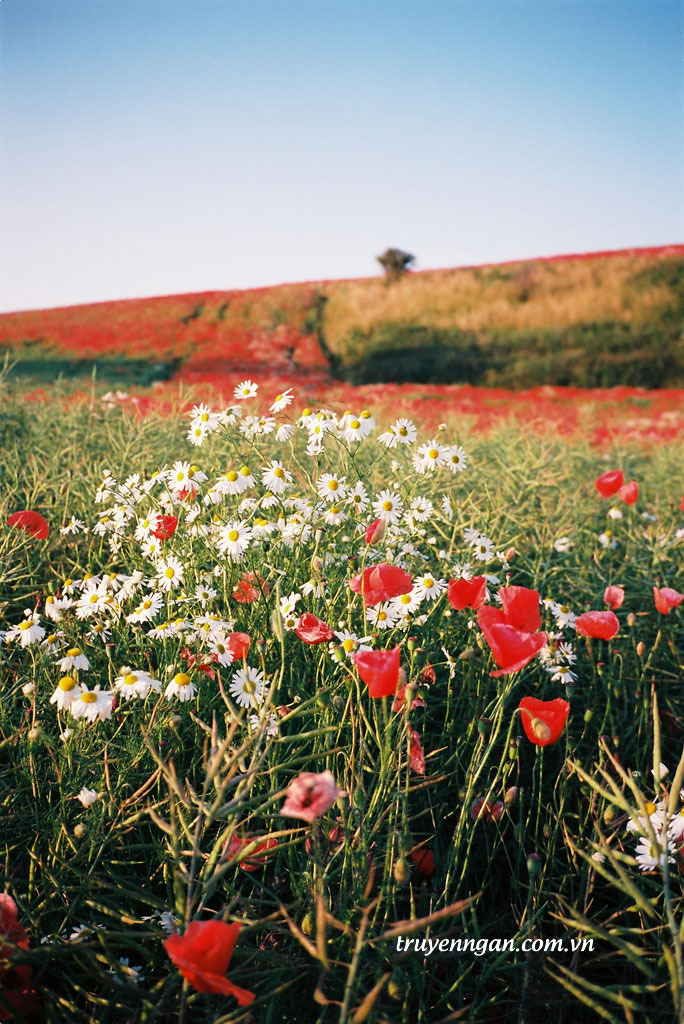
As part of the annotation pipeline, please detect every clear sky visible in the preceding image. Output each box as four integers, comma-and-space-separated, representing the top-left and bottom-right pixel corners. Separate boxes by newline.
1, 0, 682, 313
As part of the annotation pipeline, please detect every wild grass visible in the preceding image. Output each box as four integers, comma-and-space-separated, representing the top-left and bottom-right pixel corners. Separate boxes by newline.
2, 374, 684, 1023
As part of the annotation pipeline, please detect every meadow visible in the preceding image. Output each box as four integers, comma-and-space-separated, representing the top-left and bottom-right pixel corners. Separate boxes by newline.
2, 360, 684, 1024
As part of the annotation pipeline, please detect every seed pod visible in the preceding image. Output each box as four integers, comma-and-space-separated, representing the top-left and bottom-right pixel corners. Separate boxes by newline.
394, 857, 411, 885
636, 641, 645, 657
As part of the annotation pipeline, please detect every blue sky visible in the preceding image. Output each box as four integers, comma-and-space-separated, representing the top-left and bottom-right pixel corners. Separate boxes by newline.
1, 0, 682, 312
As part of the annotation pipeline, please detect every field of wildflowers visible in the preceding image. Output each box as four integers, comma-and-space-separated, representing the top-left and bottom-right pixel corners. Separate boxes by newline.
3, 362, 684, 1023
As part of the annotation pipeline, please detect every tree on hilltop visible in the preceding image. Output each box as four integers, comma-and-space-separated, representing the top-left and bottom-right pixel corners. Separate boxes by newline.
376, 248, 415, 281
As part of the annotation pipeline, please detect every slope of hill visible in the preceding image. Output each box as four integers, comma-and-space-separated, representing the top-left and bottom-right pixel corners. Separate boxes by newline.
0, 244, 682, 390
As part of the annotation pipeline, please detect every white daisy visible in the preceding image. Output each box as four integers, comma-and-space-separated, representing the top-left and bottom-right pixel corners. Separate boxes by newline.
229, 666, 267, 707
156, 556, 185, 592
270, 388, 294, 412
372, 490, 404, 526
50, 675, 83, 710
216, 520, 253, 560
439, 444, 467, 473
317, 473, 347, 502
77, 788, 99, 808
164, 672, 196, 702
113, 668, 162, 699
234, 379, 258, 400
261, 461, 293, 494
70, 687, 114, 723
412, 574, 446, 602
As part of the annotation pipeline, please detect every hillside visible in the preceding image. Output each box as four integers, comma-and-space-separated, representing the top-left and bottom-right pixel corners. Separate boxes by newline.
0, 244, 682, 390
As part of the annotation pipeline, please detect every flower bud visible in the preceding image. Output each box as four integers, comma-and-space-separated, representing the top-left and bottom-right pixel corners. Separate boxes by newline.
526, 852, 542, 879
627, 612, 636, 627
504, 786, 518, 806
636, 641, 645, 657
394, 857, 411, 885
301, 912, 314, 936
74, 823, 87, 839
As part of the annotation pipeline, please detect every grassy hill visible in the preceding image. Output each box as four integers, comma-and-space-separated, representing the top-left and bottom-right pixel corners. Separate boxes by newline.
0, 244, 682, 390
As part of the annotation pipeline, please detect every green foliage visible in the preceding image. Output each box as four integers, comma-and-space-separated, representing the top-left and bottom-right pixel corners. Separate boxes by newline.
2, 386, 684, 1021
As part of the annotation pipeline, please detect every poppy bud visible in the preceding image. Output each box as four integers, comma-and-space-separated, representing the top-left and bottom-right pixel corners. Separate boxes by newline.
636, 641, 645, 657
527, 853, 542, 879
74, 823, 87, 839
627, 612, 636, 627
504, 786, 518, 806
459, 647, 475, 660
301, 913, 314, 936
28, 726, 41, 742
394, 857, 411, 885
584, 708, 593, 723
604, 806, 615, 824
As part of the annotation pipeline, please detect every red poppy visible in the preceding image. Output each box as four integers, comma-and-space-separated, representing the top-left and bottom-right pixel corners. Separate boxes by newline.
295, 612, 334, 644
409, 846, 436, 877
595, 469, 624, 497
232, 572, 269, 603
617, 480, 638, 505
365, 517, 387, 545
152, 514, 178, 540
447, 575, 487, 611
470, 797, 504, 822
653, 586, 684, 615
574, 610, 620, 640
392, 682, 426, 712
519, 696, 570, 747
476, 586, 541, 634
349, 563, 413, 606
353, 647, 401, 697
679, 495, 684, 511
0, 895, 39, 1022
164, 920, 254, 1003
177, 484, 197, 502
225, 632, 250, 660
224, 835, 278, 872
603, 585, 624, 609
7, 510, 49, 540
408, 726, 426, 775
478, 620, 547, 677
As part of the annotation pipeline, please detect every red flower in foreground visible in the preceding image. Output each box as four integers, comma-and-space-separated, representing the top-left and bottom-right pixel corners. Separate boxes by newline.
617, 480, 638, 505
603, 585, 624, 609
574, 610, 620, 640
225, 632, 251, 660
410, 846, 436, 877
7, 509, 49, 540
349, 563, 413, 606
447, 575, 487, 611
295, 613, 334, 644
519, 696, 570, 747
478, 623, 548, 677
476, 586, 541, 633
152, 514, 178, 540
654, 587, 684, 615
0, 894, 39, 1021
225, 835, 278, 872
164, 920, 254, 1004
365, 517, 387, 545
232, 572, 270, 604
353, 647, 401, 697
595, 469, 624, 497
679, 495, 684, 511
281, 770, 344, 823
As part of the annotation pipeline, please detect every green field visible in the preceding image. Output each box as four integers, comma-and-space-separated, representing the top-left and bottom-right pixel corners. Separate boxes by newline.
2, 371, 684, 1023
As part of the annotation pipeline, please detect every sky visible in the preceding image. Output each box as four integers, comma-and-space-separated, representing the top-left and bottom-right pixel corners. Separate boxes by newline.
0, 0, 682, 313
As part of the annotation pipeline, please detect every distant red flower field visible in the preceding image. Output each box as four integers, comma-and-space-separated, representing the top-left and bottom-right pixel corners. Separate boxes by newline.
2, 244, 683, 446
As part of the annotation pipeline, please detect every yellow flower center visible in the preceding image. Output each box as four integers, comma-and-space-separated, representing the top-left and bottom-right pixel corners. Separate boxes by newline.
360, 410, 371, 419
342, 638, 355, 652
81, 692, 97, 704
239, 466, 251, 477
646, 801, 657, 815
328, 480, 339, 490
89, 594, 99, 604
173, 673, 191, 687
58, 676, 76, 691
227, 471, 238, 482
228, 529, 239, 542
165, 567, 175, 579
123, 673, 138, 687
243, 679, 256, 694
428, 448, 439, 459
274, 467, 285, 478
350, 420, 360, 429
19, 622, 31, 631
382, 500, 393, 511
67, 647, 82, 657
143, 600, 152, 610
424, 578, 434, 588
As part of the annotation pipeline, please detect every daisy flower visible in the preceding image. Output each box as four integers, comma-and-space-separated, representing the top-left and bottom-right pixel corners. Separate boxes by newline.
366, 603, 400, 629
323, 504, 346, 526
409, 496, 434, 522
634, 834, 676, 872
276, 423, 296, 442
50, 675, 83, 710
412, 574, 446, 602
415, 440, 443, 473
56, 647, 90, 672
229, 666, 267, 707
331, 629, 372, 659
553, 536, 573, 553
551, 603, 576, 628
126, 592, 164, 624
77, 788, 99, 808
548, 664, 577, 684
194, 582, 217, 606
441, 495, 454, 520
345, 481, 369, 513
209, 636, 235, 667
6, 613, 46, 647
44, 595, 72, 622
390, 590, 422, 615
156, 556, 185, 592
187, 422, 209, 447
261, 461, 293, 494
440, 444, 467, 473
317, 473, 347, 502
189, 402, 220, 431
249, 713, 279, 737
216, 520, 253, 560
70, 686, 115, 723
113, 668, 162, 699
372, 490, 404, 525
270, 388, 294, 412
471, 536, 495, 562
60, 516, 87, 535
164, 672, 196, 702
234, 379, 258, 400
